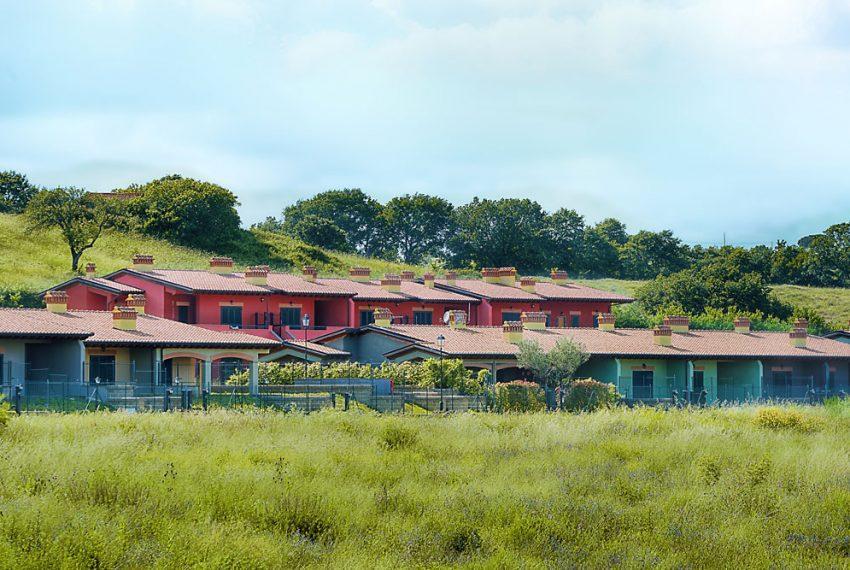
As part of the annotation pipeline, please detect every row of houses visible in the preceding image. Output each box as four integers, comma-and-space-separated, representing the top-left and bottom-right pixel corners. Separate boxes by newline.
2, 255, 850, 405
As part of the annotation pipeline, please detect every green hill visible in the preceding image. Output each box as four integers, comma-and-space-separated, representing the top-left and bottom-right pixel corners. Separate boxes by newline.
0, 213, 426, 293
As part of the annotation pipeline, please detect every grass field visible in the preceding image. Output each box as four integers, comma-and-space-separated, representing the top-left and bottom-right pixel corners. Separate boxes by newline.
1, 406, 849, 568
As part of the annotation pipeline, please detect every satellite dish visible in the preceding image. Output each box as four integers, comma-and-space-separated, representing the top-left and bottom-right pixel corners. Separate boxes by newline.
443, 311, 451, 324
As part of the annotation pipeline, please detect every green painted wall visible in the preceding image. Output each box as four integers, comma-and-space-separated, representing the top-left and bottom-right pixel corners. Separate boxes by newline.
717, 360, 762, 400
578, 357, 619, 383
691, 360, 719, 401
618, 359, 689, 399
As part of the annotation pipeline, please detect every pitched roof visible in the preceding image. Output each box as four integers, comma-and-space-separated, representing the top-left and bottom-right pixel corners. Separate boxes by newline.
434, 279, 633, 303
359, 325, 850, 360
108, 269, 352, 297
0, 309, 92, 339
43, 276, 143, 296
316, 278, 407, 302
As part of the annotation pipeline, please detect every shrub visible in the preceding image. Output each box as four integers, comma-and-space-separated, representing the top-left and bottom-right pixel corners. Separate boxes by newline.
380, 423, 419, 450
495, 381, 546, 413
562, 379, 620, 412
754, 407, 822, 432
0, 396, 10, 429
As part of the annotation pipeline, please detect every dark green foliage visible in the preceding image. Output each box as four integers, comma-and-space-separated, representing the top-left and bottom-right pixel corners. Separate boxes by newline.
384, 193, 454, 263
0, 170, 39, 213
0, 288, 42, 308
495, 380, 546, 412
619, 230, 689, 279
125, 175, 242, 251
563, 379, 620, 412
290, 214, 351, 252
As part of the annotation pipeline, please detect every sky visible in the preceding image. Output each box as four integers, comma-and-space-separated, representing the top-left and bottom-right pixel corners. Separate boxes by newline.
2, 0, 850, 246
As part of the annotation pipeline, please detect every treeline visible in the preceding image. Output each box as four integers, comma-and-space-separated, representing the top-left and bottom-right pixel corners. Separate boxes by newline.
259, 187, 850, 287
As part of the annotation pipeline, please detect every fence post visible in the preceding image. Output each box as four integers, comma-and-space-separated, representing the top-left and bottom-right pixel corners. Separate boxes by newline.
163, 389, 172, 412
14, 385, 22, 415
202, 389, 209, 411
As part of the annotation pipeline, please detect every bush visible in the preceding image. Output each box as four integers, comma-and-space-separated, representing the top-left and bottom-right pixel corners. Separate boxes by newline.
562, 379, 620, 412
380, 423, 419, 450
0, 396, 10, 429
754, 407, 822, 433
495, 381, 546, 413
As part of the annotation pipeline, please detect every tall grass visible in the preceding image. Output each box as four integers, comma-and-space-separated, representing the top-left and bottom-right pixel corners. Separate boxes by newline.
1, 406, 849, 567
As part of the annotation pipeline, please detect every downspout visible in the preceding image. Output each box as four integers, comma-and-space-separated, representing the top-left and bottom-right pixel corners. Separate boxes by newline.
687, 361, 694, 395
756, 360, 764, 400
614, 358, 622, 396
824, 361, 830, 393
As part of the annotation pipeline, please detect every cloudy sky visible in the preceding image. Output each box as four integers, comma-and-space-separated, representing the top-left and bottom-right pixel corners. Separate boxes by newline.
2, 1, 850, 245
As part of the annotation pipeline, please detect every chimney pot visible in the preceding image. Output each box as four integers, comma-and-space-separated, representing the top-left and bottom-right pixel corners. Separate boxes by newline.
380, 274, 401, 293
663, 315, 690, 333
447, 310, 467, 330
131, 254, 155, 272
349, 267, 372, 282
520, 277, 536, 292
520, 311, 547, 330
734, 316, 751, 333
44, 290, 69, 313
85, 263, 96, 277
794, 318, 808, 330
373, 307, 393, 327
125, 293, 146, 315
503, 321, 524, 344
423, 272, 435, 288
112, 306, 138, 330
653, 325, 673, 346
790, 327, 807, 348
444, 271, 457, 286
499, 267, 517, 285
209, 256, 234, 274
400, 270, 415, 281
245, 265, 269, 286
551, 269, 569, 285
598, 313, 616, 331
481, 267, 500, 283
302, 266, 318, 282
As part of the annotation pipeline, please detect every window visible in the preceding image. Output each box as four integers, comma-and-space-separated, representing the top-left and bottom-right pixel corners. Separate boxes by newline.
413, 311, 433, 325
220, 306, 242, 328
217, 358, 246, 382
0, 353, 4, 383
89, 355, 116, 384
176, 305, 190, 324
502, 311, 522, 323
359, 310, 375, 327
280, 307, 301, 327
692, 370, 704, 392
632, 370, 654, 399
570, 313, 581, 327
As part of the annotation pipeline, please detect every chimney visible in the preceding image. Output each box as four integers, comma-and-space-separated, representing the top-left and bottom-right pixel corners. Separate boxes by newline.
373, 307, 393, 327
520, 277, 536, 293
423, 272, 435, 288
551, 269, 569, 286
125, 293, 146, 315
653, 325, 672, 347
380, 274, 401, 293
598, 313, 616, 332
112, 306, 137, 331
503, 321, 524, 344
734, 316, 751, 333
794, 318, 808, 331
85, 263, 96, 278
349, 267, 371, 283
663, 315, 690, 333
445, 271, 457, 286
499, 267, 517, 286
44, 290, 68, 313
790, 327, 807, 348
482, 267, 500, 284
302, 266, 317, 283
245, 266, 268, 286
131, 254, 155, 272
209, 257, 234, 274
447, 310, 467, 330
520, 311, 547, 330
400, 270, 415, 281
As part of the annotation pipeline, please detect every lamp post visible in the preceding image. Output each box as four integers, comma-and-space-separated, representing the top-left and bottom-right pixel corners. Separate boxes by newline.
437, 334, 445, 411
302, 313, 310, 380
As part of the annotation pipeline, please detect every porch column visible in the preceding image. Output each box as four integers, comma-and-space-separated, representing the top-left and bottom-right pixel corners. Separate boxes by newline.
249, 359, 259, 396
154, 360, 161, 386
687, 361, 694, 393
203, 359, 213, 391
756, 360, 764, 399
824, 362, 831, 392
614, 358, 622, 395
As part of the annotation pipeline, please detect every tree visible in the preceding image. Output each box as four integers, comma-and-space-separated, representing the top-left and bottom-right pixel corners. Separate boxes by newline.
282, 189, 388, 257
0, 170, 39, 213
448, 198, 549, 272
291, 215, 351, 252
383, 193, 454, 263
594, 217, 629, 246
251, 216, 285, 233
578, 226, 622, 277
126, 176, 242, 251
619, 230, 689, 279
516, 338, 589, 389
26, 187, 116, 271
545, 208, 586, 273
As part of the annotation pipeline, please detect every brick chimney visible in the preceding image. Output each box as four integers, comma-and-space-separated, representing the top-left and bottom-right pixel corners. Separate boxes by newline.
445, 271, 457, 286
349, 267, 371, 283
373, 307, 393, 327
245, 266, 268, 286
551, 269, 568, 286
423, 272, 435, 288
44, 290, 68, 313
790, 327, 807, 348
499, 267, 517, 286
663, 315, 690, 333
794, 318, 808, 331
131, 254, 155, 272
447, 310, 467, 330
125, 293, 146, 315
381, 274, 401, 293
734, 316, 751, 333
520, 277, 536, 293
598, 313, 616, 332
209, 257, 234, 274
653, 325, 672, 346
85, 263, 96, 278
302, 266, 317, 283
400, 270, 415, 281
503, 321, 523, 344
482, 267, 500, 284
520, 311, 547, 330
112, 306, 137, 331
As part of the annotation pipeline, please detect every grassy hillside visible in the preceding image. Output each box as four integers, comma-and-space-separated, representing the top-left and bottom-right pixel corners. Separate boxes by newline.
1, 406, 849, 567
0, 214, 426, 292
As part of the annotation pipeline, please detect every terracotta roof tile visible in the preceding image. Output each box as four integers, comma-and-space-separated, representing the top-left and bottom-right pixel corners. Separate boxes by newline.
43, 276, 143, 296
0, 309, 92, 339
369, 325, 850, 360
434, 279, 632, 303
528, 281, 634, 302
112, 269, 352, 296
316, 278, 407, 301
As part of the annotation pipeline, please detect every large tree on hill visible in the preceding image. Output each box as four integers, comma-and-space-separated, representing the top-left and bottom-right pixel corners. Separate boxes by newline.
126, 176, 242, 251
282, 189, 388, 257
384, 193, 454, 263
26, 187, 117, 271
0, 170, 40, 213
619, 230, 689, 279
291, 214, 352, 252
545, 208, 586, 274
448, 198, 550, 272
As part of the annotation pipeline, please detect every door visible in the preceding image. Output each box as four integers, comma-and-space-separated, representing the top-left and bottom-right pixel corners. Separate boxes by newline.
280, 307, 301, 327
359, 310, 375, 326
692, 370, 705, 402
176, 305, 191, 323
632, 370, 654, 399
413, 311, 433, 325
220, 306, 243, 328
89, 355, 116, 384
501, 311, 522, 324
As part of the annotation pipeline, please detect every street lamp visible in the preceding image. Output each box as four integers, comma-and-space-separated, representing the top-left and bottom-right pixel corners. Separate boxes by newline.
302, 313, 311, 380
437, 333, 445, 410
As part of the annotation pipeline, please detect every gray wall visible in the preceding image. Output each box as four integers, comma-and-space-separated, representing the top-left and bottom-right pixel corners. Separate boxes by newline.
26, 340, 85, 383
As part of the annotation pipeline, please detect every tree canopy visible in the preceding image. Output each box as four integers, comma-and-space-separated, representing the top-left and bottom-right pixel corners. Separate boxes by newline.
383, 193, 454, 264
0, 170, 39, 213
